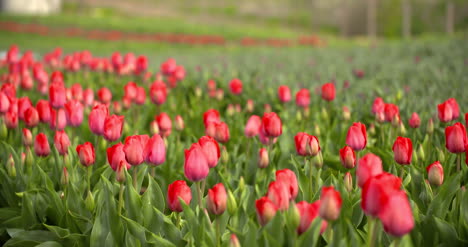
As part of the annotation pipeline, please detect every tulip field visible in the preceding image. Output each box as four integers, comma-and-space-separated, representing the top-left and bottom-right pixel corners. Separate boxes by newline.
0, 38, 467, 247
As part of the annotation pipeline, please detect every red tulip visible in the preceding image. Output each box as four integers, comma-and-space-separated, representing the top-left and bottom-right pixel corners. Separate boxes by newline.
71, 83, 83, 101
207, 183, 227, 215
156, 113, 172, 138
372, 97, 385, 115
294, 132, 320, 156
174, 115, 184, 131
49, 82, 66, 108
378, 190, 414, 237
295, 89, 310, 108
107, 143, 131, 171
296, 200, 328, 235
198, 136, 220, 168
408, 112, 420, 128
83, 89, 94, 106
124, 135, 149, 166
150, 81, 167, 105
278, 85, 291, 103
5, 110, 18, 129
89, 104, 109, 135
258, 148, 269, 168
0, 92, 10, 113
445, 123, 467, 153
103, 115, 124, 142
356, 153, 383, 188
49, 108, 67, 130
97, 87, 112, 104
361, 172, 402, 216
256, 196, 278, 226
384, 104, 399, 122
346, 122, 367, 151
438, 98, 460, 122
22, 128, 33, 146
339, 146, 356, 169
229, 78, 243, 95
124, 81, 138, 100
134, 87, 146, 105
184, 143, 210, 182
167, 180, 192, 212
245, 115, 261, 137
392, 137, 413, 165
34, 133, 50, 157
76, 142, 95, 167
203, 109, 220, 128
24, 107, 39, 128
214, 121, 230, 143
261, 112, 282, 138
64, 100, 84, 127
144, 134, 166, 166
18, 97, 32, 120
426, 161, 444, 186
321, 82, 336, 101
36, 100, 51, 123
319, 186, 342, 221
276, 169, 298, 201
161, 58, 176, 75
266, 181, 290, 211
54, 130, 70, 155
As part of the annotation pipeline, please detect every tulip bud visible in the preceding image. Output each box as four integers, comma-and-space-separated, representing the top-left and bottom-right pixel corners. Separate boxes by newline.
239, 176, 246, 191
418, 144, 425, 161
246, 99, 254, 113
150, 120, 159, 135
412, 150, 418, 163
287, 202, 301, 229
319, 186, 342, 221
194, 87, 202, 97
339, 146, 356, 169
0, 122, 7, 139
6, 155, 16, 177
427, 161, 444, 186
344, 172, 353, 192
314, 124, 321, 137
61, 167, 69, 185
437, 148, 445, 162
227, 190, 238, 215
221, 146, 229, 164
116, 160, 127, 183
258, 148, 269, 168
175, 115, 184, 131
229, 234, 241, 247
85, 191, 95, 211
24, 148, 34, 167
427, 118, 434, 134
207, 183, 227, 215
296, 110, 302, 122
321, 107, 328, 120
22, 128, 33, 146
216, 89, 224, 101
368, 123, 376, 135
342, 106, 351, 120
313, 151, 323, 168
227, 104, 235, 116
399, 122, 407, 136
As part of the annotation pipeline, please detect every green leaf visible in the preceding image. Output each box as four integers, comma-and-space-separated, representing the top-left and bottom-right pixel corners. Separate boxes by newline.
36, 241, 63, 247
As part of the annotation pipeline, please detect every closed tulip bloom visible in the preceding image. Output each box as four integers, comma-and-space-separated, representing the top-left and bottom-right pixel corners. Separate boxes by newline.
49, 82, 66, 108
215, 121, 230, 143
278, 85, 291, 103
54, 130, 71, 155
426, 161, 444, 186
384, 104, 399, 122
207, 183, 227, 215
258, 148, 269, 168
83, 89, 94, 106
49, 108, 67, 130
64, 100, 84, 127
321, 82, 336, 101
34, 133, 50, 157
261, 112, 282, 138
356, 153, 383, 188
294, 132, 320, 156
71, 83, 83, 101
103, 115, 124, 142
36, 100, 51, 123
124, 81, 138, 100
319, 186, 342, 221
229, 234, 240, 247
438, 98, 460, 122
161, 58, 177, 75
134, 87, 146, 105
156, 113, 172, 138
266, 181, 290, 211
276, 169, 298, 200
198, 136, 220, 168
124, 135, 149, 166
184, 143, 210, 182
150, 81, 167, 105
144, 134, 166, 166
296, 201, 328, 235
372, 97, 385, 115
76, 142, 95, 167
392, 137, 413, 165
245, 115, 261, 137
378, 191, 414, 237
24, 107, 39, 127
167, 180, 192, 212
445, 123, 467, 153
346, 122, 367, 151
0, 92, 10, 113
408, 112, 421, 128
89, 104, 109, 135
295, 89, 310, 108
339, 146, 356, 169
175, 115, 184, 131
256, 196, 278, 226
203, 109, 220, 127
5, 110, 18, 129
229, 78, 243, 95
97, 87, 112, 104
107, 143, 131, 171
361, 172, 402, 216
22, 128, 33, 146
18, 97, 32, 120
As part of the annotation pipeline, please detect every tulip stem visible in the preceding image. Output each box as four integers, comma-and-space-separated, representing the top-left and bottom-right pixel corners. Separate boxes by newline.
176, 213, 181, 228
392, 237, 401, 247
87, 166, 92, 193
118, 182, 124, 215
367, 217, 378, 247
133, 166, 138, 190
216, 216, 221, 247
197, 181, 204, 210
308, 158, 314, 200
457, 153, 462, 172
151, 166, 156, 177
